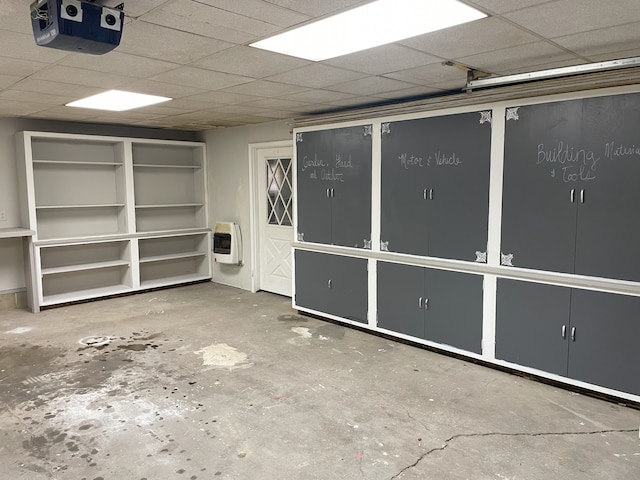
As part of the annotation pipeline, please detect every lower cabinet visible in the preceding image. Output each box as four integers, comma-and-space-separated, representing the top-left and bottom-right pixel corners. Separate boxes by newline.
294, 250, 368, 324
496, 279, 640, 396
377, 262, 483, 354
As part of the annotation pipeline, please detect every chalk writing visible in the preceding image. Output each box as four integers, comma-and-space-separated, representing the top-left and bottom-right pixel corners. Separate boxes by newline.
434, 151, 461, 166
604, 141, 640, 161
537, 142, 599, 182
301, 154, 327, 172
321, 168, 344, 182
335, 154, 354, 169
399, 153, 424, 169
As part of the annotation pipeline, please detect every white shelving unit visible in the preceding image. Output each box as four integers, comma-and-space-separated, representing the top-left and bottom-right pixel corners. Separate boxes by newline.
16, 131, 211, 312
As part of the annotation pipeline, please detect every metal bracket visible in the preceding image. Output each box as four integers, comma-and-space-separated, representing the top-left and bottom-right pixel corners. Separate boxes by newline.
297, 233, 304, 242
363, 239, 372, 250
475, 251, 487, 263
380, 241, 389, 252
501, 253, 514, 267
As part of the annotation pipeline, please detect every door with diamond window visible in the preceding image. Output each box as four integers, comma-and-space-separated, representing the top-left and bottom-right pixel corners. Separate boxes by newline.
258, 146, 294, 296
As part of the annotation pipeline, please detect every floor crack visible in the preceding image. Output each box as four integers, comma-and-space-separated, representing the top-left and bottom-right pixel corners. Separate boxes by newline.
390, 428, 638, 479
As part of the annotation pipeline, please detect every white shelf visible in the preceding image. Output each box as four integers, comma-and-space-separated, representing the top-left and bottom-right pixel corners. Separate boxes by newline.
36, 204, 126, 210
17, 131, 209, 312
41, 260, 130, 275
33, 160, 123, 166
0, 228, 35, 238
140, 274, 211, 290
140, 252, 206, 263
135, 203, 203, 209
41, 284, 133, 306
133, 164, 200, 169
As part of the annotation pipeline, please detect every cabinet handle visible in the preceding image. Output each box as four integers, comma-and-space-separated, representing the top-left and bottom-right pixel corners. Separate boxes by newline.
418, 296, 423, 309
571, 327, 576, 342
429, 189, 433, 200
580, 189, 585, 203
326, 188, 330, 198
570, 189, 575, 203
331, 188, 335, 198
328, 279, 332, 289
562, 325, 567, 339
423, 189, 427, 200
424, 298, 429, 310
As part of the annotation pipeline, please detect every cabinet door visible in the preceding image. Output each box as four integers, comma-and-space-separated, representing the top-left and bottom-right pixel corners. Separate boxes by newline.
328, 254, 368, 324
331, 126, 372, 248
427, 112, 492, 262
377, 262, 425, 339
424, 269, 484, 354
296, 130, 333, 244
569, 290, 640, 396
501, 100, 582, 272
294, 250, 368, 324
294, 249, 331, 313
575, 93, 640, 282
380, 119, 430, 256
495, 279, 571, 376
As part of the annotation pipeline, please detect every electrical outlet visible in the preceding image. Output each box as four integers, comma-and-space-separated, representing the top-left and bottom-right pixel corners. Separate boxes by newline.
0, 211, 6, 221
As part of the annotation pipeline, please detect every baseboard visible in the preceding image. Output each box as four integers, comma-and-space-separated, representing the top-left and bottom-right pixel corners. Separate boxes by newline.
0, 291, 28, 311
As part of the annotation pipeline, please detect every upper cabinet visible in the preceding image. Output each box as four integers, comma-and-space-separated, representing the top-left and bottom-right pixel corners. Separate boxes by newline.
296, 125, 372, 248
501, 93, 640, 281
380, 111, 492, 261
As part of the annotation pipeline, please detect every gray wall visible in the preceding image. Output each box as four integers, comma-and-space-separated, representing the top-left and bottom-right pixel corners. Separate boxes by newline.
204, 120, 291, 291
0, 117, 200, 294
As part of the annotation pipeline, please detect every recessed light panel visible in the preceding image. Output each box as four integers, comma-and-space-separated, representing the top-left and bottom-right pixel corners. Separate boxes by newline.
250, 0, 486, 61
66, 90, 172, 111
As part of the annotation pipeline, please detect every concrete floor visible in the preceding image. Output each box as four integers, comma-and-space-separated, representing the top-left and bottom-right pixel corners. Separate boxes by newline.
0, 282, 638, 480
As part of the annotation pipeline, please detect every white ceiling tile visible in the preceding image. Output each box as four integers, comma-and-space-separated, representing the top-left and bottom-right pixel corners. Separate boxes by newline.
195, 0, 311, 28
553, 22, 640, 59
279, 89, 356, 103
0, 57, 47, 77
10, 79, 101, 98
0, 89, 75, 105
213, 104, 272, 115
150, 67, 254, 91
159, 98, 226, 112
458, 42, 581, 75
31, 106, 99, 121
141, 0, 279, 44
239, 97, 312, 110
119, 79, 208, 99
0, 30, 70, 63
183, 91, 266, 105
324, 95, 387, 108
222, 80, 309, 97
265, 64, 367, 88
467, 0, 555, 14
29, 65, 132, 89
385, 63, 468, 86
117, 21, 233, 64
60, 51, 179, 78
194, 46, 310, 78
504, 0, 640, 38
588, 48, 640, 62
262, 0, 368, 17
0, 100, 47, 116
401, 17, 540, 60
121, 0, 169, 18
0, 1, 33, 33
324, 45, 441, 76
329, 77, 418, 96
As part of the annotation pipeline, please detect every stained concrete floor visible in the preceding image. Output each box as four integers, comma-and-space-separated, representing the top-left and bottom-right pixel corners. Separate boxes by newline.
0, 282, 638, 480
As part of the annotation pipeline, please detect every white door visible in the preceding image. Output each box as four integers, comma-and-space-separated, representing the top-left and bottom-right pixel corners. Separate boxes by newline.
257, 146, 294, 296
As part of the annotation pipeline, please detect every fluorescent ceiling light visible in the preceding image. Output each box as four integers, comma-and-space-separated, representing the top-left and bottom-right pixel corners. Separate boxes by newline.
250, 0, 486, 61
66, 90, 172, 111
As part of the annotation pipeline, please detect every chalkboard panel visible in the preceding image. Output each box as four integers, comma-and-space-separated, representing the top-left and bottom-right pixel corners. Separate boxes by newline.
381, 111, 491, 261
501, 100, 582, 273
296, 126, 372, 248
502, 92, 640, 281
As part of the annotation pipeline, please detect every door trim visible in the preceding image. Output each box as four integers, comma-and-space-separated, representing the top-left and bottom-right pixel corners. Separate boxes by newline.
248, 140, 294, 293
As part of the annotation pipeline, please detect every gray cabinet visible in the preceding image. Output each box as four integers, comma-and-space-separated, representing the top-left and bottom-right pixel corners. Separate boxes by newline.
380, 112, 491, 261
295, 250, 368, 324
378, 262, 483, 353
496, 279, 640, 396
296, 126, 372, 248
501, 93, 640, 281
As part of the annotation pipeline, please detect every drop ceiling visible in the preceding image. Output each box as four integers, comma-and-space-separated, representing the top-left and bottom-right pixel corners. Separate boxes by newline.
1, 0, 640, 131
